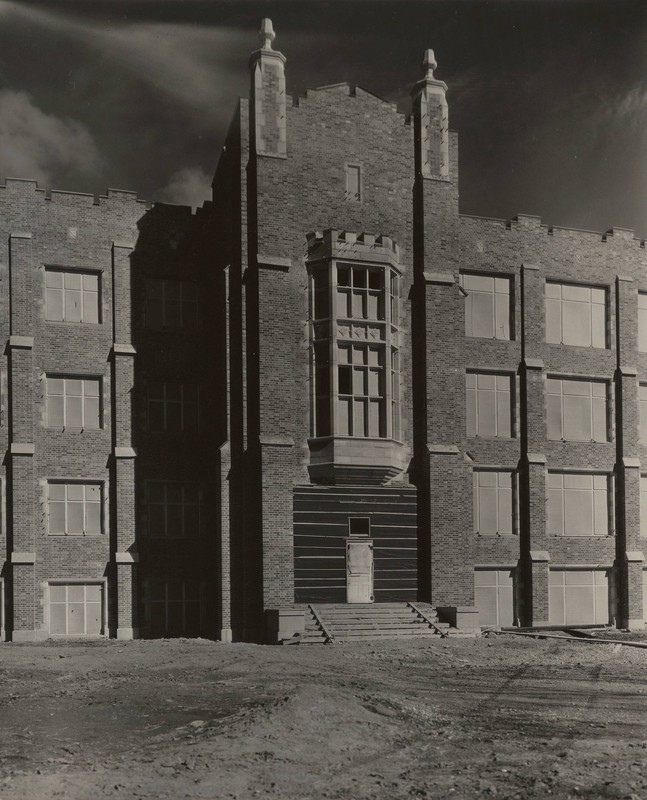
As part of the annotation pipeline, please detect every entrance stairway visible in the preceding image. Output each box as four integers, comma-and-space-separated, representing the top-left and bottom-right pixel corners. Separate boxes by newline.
299, 602, 453, 644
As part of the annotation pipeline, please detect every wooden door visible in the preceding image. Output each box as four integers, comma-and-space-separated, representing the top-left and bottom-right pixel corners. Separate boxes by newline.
346, 540, 373, 603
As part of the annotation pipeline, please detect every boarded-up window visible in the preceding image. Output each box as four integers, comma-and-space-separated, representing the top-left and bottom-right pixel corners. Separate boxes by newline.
145, 581, 203, 637
641, 476, 647, 538
473, 471, 515, 535
45, 269, 99, 323
546, 377, 608, 442
145, 279, 198, 330
639, 293, 647, 352
475, 569, 515, 627
46, 376, 101, 429
639, 384, 647, 443
546, 473, 610, 536
49, 583, 103, 636
643, 570, 647, 623
545, 282, 606, 348
462, 273, 511, 340
466, 372, 513, 438
147, 482, 200, 538
549, 570, 609, 625
47, 482, 103, 535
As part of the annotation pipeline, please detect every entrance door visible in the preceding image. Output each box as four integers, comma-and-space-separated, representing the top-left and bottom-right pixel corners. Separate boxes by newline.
49, 583, 104, 636
347, 540, 373, 603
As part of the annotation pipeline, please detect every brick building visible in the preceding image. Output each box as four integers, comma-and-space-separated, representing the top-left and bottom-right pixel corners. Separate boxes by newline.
1, 19, 645, 642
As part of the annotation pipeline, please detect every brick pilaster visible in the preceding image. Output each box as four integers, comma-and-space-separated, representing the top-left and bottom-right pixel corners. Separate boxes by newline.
111, 242, 138, 639
217, 441, 232, 642
8, 232, 36, 640
519, 263, 549, 625
615, 274, 643, 628
260, 437, 295, 611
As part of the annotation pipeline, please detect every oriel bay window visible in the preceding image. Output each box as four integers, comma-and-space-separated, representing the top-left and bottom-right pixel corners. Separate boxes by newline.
311, 262, 400, 440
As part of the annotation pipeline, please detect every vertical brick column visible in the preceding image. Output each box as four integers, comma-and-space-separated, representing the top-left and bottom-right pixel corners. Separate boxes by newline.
615, 275, 643, 628
8, 232, 36, 640
424, 275, 475, 617
259, 437, 295, 611
520, 263, 550, 625
112, 242, 138, 639
217, 441, 232, 642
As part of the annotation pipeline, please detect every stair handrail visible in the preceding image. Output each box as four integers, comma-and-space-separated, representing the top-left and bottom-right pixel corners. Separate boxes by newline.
309, 604, 335, 644
407, 601, 448, 638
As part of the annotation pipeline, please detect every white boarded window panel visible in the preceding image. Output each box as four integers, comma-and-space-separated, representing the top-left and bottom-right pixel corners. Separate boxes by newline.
466, 372, 512, 438
640, 384, 647, 443
463, 274, 511, 340
639, 294, 647, 352
46, 377, 101, 429
643, 571, 647, 622
549, 570, 609, 625
474, 569, 515, 627
546, 473, 609, 537
545, 282, 606, 348
49, 583, 103, 635
45, 270, 99, 324
641, 476, 647, 538
473, 471, 514, 535
48, 482, 102, 535
546, 378, 607, 442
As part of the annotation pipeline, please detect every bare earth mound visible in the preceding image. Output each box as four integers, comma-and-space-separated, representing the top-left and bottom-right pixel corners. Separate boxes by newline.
0, 636, 645, 799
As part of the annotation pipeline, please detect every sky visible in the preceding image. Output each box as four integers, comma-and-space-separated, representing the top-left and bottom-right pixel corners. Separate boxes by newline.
0, 0, 645, 236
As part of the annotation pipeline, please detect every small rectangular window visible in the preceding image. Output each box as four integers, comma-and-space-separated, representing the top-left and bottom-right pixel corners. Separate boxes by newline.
346, 165, 361, 202
466, 372, 513, 438
47, 482, 103, 536
45, 269, 100, 324
546, 377, 608, 442
349, 517, 370, 537
545, 281, 606, 348
461, 273, 512, 340
46, 376, 101, 429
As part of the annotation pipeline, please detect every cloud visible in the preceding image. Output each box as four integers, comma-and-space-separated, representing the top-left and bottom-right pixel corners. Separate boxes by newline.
157, 166, 212, 208
0, 89, 101, 183
2, 3, 249, 119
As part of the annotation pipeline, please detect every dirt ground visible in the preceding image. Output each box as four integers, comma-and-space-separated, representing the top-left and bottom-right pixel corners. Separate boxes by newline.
0, 634, 646, 800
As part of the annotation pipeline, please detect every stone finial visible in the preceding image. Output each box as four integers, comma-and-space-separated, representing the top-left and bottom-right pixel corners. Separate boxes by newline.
423, 49, 437, 80
259, 18, 276, 50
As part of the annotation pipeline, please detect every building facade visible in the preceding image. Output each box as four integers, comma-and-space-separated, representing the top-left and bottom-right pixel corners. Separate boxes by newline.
0, 20, 646, 642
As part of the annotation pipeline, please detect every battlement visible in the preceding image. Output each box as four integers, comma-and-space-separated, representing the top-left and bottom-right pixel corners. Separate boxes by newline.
460, 212, 645, 248
0, 178, 149, 209
306, 229, 402, 265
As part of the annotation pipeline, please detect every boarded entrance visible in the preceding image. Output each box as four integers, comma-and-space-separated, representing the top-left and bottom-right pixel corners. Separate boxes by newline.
474, 569, 515, 627
49, 583, 103, 636
347, 540, 373, 603
549, 569, 610, 625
